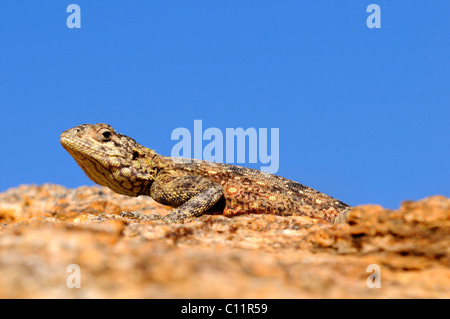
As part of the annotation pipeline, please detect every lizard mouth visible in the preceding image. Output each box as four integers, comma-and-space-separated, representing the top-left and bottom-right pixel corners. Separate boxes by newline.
61, 134, 111, 158
61, 135, 144, 197
61, 136, 109, 185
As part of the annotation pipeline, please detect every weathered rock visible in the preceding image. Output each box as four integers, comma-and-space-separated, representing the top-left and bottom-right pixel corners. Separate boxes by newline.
0, 184, 448, 298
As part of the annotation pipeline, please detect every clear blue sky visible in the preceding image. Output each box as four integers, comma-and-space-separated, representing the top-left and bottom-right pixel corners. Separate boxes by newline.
1, 1, 449, 209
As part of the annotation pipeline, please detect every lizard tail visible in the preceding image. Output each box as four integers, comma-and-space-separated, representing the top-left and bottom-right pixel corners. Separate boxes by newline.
332, 207, 352, 224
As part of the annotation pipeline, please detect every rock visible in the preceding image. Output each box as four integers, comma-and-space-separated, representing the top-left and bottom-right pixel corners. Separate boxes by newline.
0, 184, 448, 298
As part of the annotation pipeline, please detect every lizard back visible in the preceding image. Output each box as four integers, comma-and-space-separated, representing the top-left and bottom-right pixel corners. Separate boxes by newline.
163, 157, 350, 222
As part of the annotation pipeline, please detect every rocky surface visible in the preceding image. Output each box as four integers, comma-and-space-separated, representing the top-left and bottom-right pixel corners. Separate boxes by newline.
0, 184, 448, 298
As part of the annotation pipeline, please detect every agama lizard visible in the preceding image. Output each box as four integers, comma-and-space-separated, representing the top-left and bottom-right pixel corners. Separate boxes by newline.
60, 123, 351, 224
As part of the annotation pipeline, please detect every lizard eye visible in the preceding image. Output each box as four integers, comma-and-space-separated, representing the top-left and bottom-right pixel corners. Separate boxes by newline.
99, 129, 112, 142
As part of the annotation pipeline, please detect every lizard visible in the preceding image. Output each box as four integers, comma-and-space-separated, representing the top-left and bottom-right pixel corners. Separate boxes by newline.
60, 123, 351, 224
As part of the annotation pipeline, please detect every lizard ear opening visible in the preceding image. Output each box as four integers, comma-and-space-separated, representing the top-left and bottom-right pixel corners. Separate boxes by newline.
132, 151, 139, 160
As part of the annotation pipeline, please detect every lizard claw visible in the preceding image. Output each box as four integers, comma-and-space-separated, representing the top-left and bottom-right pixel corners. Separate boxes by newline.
120, 211, 144, 220
120, 211, 163, 221
120, 211, 177, 223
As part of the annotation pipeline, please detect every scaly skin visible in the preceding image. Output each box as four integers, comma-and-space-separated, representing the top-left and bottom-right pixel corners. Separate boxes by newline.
60, 123, 351, 224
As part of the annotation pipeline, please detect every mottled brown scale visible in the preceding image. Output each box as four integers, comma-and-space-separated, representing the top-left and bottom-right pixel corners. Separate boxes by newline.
61, 123, 351, 224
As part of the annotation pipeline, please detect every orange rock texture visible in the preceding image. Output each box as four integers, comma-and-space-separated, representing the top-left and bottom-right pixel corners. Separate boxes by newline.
0, 184, 448, 298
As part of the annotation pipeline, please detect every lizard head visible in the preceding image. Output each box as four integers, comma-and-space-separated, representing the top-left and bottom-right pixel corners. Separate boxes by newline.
60, 123, 159, 197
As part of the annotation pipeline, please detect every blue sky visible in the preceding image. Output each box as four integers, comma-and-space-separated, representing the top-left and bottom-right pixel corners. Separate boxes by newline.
0, 1, 448, 209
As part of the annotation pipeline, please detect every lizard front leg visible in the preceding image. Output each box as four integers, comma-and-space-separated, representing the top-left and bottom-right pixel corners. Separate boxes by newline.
122, 173, 224, 223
